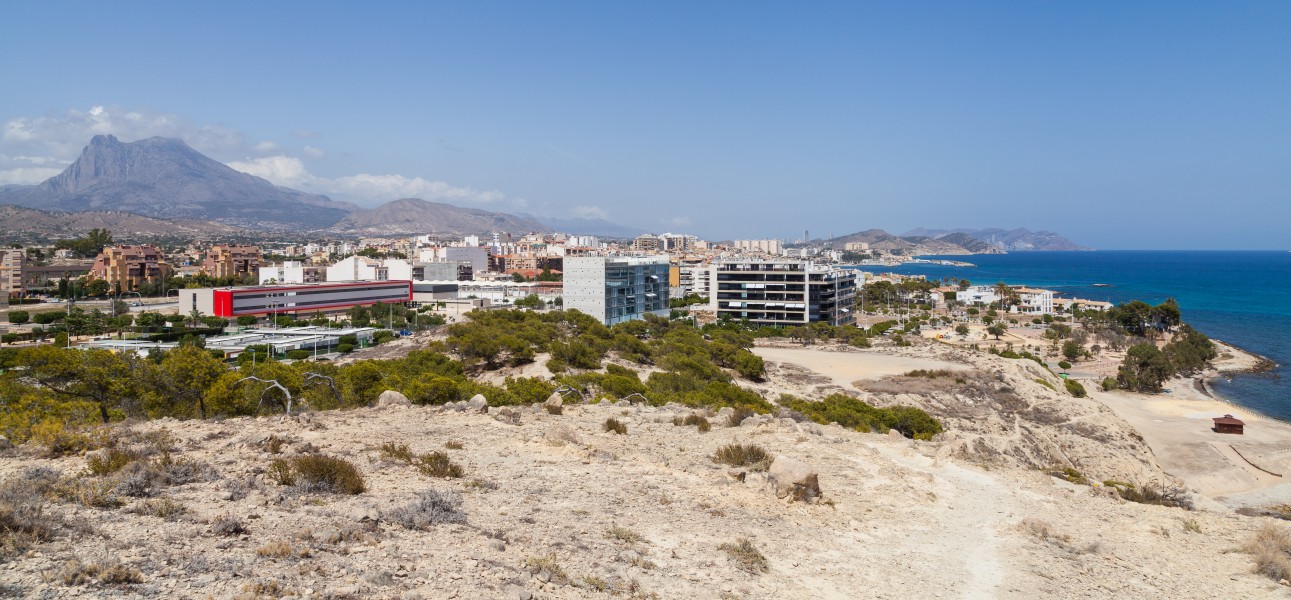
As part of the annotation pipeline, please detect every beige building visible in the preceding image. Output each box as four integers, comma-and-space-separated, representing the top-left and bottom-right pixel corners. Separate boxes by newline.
202, 244, 261, 280
0, 249, 25, 297
89, 245, 173, 293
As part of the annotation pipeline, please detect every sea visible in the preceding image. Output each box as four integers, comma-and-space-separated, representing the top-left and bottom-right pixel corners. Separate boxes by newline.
862, 251, 1291, 421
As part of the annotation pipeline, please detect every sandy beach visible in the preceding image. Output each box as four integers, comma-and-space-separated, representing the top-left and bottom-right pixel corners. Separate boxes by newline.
1084, 340, 1291, 507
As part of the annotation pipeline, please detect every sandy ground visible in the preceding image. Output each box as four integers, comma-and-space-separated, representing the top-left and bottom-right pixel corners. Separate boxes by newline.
1086, 341, 1291, 507
1, 400, 1287, 599
753, 346, 970, 390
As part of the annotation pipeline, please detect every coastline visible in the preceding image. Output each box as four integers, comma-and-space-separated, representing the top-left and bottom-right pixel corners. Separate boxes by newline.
1088, 339, 1291, 507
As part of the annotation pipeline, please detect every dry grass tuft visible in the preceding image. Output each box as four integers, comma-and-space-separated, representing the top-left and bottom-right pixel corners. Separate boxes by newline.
603, 418, 628, 435
128, 498, 187, 520
719, 538, 768, 573
58, 559, 143, 586
1244, 524, 1291, 582
255, 539, 311, 560
379, 441, 415, 463
713, 443, 772, 471
607, 525, 645, 544
727, 407, 755, 427
444, 440, 464, 450
674, 414, 711, 433
545, 404, 564, 415
526, 553, 569, 584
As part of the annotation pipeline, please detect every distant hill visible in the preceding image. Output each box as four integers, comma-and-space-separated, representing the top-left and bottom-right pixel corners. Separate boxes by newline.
0, 135, 356, 229
902, 227, 1090, 251
824, 229, 1004, 256
326, 198, 549, 235
541, 216, 645, 239
0, 205, 239, 242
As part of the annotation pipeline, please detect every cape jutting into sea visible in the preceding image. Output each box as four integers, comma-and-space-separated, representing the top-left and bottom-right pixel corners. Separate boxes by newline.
864, 251, 1291, 422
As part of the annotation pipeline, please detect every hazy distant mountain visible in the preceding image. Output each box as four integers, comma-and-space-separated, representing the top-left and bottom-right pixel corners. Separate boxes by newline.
541, 216, 645, 239
0, 205, 239, 242
0, 135, 356, 229
327, 198, 548, 235
825, 229, 1004, 256
902, 227, 1090, 251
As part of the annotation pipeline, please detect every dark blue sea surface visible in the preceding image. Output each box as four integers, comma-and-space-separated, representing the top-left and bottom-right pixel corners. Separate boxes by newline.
867, 251, 1291, 421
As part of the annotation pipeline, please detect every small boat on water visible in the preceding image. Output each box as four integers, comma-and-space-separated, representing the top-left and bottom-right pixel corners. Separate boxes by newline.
1092, 283, 1113, 287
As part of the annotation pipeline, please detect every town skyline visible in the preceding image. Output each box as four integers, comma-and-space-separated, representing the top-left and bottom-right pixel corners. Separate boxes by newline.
2, 2, 1288, 249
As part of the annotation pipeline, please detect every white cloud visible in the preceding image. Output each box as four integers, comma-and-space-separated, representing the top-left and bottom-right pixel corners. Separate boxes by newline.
0, 106, 528, 211
2, 105, 246, 162
227, 155, 519, 208
571, 205, 609, 220
226, 156, 316, 188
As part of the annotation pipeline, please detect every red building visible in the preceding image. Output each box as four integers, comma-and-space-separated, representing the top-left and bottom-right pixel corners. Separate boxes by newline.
181, 281, 412, 318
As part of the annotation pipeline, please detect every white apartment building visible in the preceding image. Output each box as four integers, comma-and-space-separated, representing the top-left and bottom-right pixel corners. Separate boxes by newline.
733, 239, 783, 255
564, 256, 670, 325
259, 261, 324, 285
326, 256, 387, 282
959, 285, 1056, 315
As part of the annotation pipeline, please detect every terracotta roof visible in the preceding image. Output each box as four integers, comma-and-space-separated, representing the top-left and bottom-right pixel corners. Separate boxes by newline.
1212, 414, 1245, 426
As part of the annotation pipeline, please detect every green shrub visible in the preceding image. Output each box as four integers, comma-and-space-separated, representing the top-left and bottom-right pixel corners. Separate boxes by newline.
415, 452, 464, 479
1035, 378, 1056, 392
1101, 377, 1117, 391
713, 443, 772, 471
1064, 379, 1087, 398
336, 343, 355, 353
1057, 360, 1072, 370
780, 394, 942, 440
281, 455, 366, 494
86, 447, 140, 476
285, 350, 311, 360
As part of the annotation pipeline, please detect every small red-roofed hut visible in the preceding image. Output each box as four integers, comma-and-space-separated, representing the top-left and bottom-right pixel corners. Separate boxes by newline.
1212, 414, 1245, 435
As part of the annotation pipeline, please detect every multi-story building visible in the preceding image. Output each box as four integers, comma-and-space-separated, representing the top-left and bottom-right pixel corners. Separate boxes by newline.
0, 249, 25, 297
564, 256, 670, 325
259, 261, 325, 285
89, 245, 173, 293
326, 256, 387, 282
709, 260, 856, 327
201, 244, 261, 280
630, 235, 662, 253
732, 239, 783, 255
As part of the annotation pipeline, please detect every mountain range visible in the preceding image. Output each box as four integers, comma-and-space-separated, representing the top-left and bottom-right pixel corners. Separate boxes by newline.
0, 136, 1088, 251
0, 135, 560, 236
901, 227, 1090, 251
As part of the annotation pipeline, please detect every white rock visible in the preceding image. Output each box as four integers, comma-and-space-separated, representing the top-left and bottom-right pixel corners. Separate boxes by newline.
466, 394, 489, 412
768, 454, 821, 502
377, 390, 411, 407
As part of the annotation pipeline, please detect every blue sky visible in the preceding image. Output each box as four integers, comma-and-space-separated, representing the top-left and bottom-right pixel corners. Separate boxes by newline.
1, 1, 1287, 248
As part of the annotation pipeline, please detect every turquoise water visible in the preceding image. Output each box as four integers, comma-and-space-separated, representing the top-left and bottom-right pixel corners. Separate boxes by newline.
869, 251, 1291, 421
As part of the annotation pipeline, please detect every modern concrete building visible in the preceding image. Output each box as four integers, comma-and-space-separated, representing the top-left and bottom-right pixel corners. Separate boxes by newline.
709, 260, 856, 327
444, 247, 489, 276
201, 244, 261, 279
89, 245, 173, 293
564, 256, 670, 325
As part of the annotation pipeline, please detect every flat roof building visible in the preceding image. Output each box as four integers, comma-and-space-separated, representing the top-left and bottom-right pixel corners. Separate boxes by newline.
564, 256, 670, 325
710, 260, 856, 327
179, 281, 412, 319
